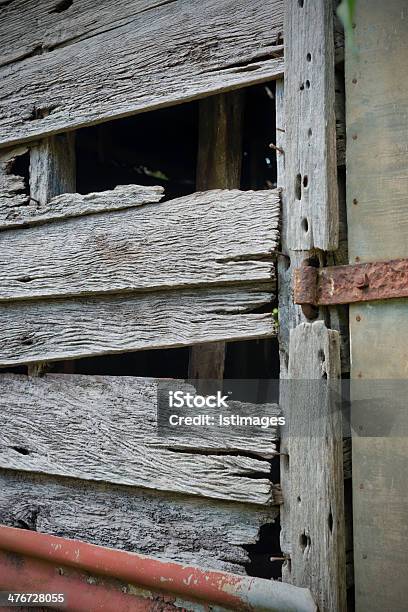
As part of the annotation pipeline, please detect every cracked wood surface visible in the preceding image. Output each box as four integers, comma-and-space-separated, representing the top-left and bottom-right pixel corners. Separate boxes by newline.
0, 284, 275, 366
0, 157, 164, 227
284, 0, 338, 250
0, 189, 279, 301
283, 322, 346, 612
0, 374, 279, 505
29, 133, 76, 206
0, 469, 278, 574
0, 0, 284, 147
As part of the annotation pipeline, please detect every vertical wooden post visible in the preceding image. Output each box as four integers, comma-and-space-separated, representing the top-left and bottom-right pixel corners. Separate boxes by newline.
284, 322, 346, 612
278, 0, 346, 608
28, 132, 76, 376
188, 92, 243, 383
30, 133, 76, 206
285, 0, 338, 251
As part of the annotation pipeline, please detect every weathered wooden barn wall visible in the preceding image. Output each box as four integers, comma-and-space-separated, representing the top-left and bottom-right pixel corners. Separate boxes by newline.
346, 1, 408, 610
0, 374, 281, 505
0, 0, 284, 147
0, 188, 279, 366
0, 189, 279, 299
0, 468, 279, 575
0, 0, 352, 603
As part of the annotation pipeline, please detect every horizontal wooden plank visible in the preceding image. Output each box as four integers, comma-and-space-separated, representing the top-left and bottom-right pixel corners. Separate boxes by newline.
0, 284, 275, 365
0, 0, 284, 147
0, 189, 280, 301
0, 469, 278, 575
0, 374, 279, 505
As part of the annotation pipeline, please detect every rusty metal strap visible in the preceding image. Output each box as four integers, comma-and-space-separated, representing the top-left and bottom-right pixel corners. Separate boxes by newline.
294, 258, 408, 307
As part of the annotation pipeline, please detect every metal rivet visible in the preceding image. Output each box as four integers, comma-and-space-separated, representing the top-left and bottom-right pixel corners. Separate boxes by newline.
356, 315, 361, 322
356, 273, 369, 289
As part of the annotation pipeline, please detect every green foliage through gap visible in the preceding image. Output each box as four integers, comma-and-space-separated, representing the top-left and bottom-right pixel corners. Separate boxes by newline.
337, 0, 357, 51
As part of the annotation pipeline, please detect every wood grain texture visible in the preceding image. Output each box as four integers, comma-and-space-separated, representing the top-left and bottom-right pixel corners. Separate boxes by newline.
0, 284, 275, 366
0, 183, 165, 229
27, 132, 77, 376
283, 322, 346, 612
0, 0, 284, 147
0, 374, 279, 505
29, 132, 76, 205
276, 80, 313, 575
0, 189, 279, 301
189, 92, 244, 383
284, 0, 338, 250
346, 2, 408, 609
0, 469, 278, 574
276, 80, 308, 379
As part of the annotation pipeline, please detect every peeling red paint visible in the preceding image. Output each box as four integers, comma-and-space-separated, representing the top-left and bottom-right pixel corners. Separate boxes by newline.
0, 526, 244, 609
0, 526, 316, 611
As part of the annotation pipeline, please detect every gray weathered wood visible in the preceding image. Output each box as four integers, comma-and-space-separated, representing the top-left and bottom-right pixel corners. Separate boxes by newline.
0, 189, 279, 301
276, 80, 308, 379
346, 1, 408, 610
189, 92, 244, 383
29, 133, 76, 205
282, 321, 346, 612
0, 374, 280, 505
0, 0, 284, 148
27, 132, 76, 376
0, 469, 278, 575
1, 182, 165, 229
276, 79, 310, 574
284, 0, 338, 250
0, 284, 276, 366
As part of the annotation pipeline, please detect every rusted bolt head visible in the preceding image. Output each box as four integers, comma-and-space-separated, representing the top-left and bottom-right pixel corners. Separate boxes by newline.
356, 315, 361, 322
356, 273, 369, 289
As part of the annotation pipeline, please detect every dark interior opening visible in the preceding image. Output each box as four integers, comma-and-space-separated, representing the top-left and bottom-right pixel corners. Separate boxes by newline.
76, 103, 198, 201
9, 150, 30, 196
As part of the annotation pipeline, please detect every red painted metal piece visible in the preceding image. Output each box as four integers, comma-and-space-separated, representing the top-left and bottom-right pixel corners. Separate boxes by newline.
294, 258, 408, 307
0, 550, 176, 611
0, 526, 316, 612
